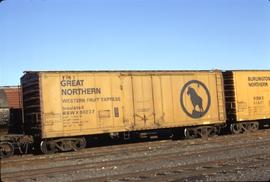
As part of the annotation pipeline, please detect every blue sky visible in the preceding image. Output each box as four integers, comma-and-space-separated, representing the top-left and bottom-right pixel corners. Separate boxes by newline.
0, 0, 269, 85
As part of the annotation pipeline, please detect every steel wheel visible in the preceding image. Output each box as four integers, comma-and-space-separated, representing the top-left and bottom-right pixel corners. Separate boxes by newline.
40, 140, 56, 154
250, 122, 259, 132
230, 123, 242, 134
184, 128, 196, 139
0, 142, 14, 158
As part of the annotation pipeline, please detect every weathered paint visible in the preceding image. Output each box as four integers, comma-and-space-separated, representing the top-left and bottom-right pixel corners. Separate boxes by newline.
0, 86, 21, 109
22, 71, 226, 139
0, 86, 21, 131
232, 71, 270, 121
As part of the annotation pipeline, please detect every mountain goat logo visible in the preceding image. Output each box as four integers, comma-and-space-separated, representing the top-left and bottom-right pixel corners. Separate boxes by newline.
187, 86, 204, 112
180, 80, 211, 118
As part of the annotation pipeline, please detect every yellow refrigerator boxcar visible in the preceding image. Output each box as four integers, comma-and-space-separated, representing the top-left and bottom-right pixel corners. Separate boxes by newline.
21, 71, 226, 139
223, 70, 270, 122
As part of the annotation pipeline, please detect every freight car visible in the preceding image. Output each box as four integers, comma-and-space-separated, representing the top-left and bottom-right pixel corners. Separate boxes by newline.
223, 70, 270, 133
0, 86, 21, 134
0, 70, 269, 158
0, 86, 33, 158
21, 70, 226, 154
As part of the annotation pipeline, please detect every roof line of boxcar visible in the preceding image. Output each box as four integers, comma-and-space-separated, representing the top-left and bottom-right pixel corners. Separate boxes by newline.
23, 70, 223, 74
0, 86, 20, 89
23, 69, 270, 74
224, 70, 270, 72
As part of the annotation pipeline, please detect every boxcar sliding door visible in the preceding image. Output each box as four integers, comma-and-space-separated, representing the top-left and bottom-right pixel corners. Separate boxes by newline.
121, 75, 156, 129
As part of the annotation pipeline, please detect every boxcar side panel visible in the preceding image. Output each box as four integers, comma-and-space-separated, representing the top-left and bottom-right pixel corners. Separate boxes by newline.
39, 71, 226, 139
152, 76, 165, 125
121, 76, 135, 129
41, 73, 63, 138
132, 76, 155, 128
41, 73, 125, 138
167, 73, 224, 126
121, 72, 225, 130
233, 71, 270, 121
159, 76, 174, 124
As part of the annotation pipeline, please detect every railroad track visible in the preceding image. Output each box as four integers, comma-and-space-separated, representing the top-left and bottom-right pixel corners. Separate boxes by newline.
2, 130, 268, 165
1, 130, 270, 182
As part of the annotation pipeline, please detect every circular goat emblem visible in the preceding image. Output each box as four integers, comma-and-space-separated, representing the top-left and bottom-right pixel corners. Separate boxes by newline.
180, 80, 211, 118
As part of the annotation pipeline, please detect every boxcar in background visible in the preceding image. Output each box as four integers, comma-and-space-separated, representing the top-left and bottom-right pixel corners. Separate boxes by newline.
21, 70, 226, 153
0, 86, 33, 158
0, 86, 22, 135
223, 70, 270, 133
